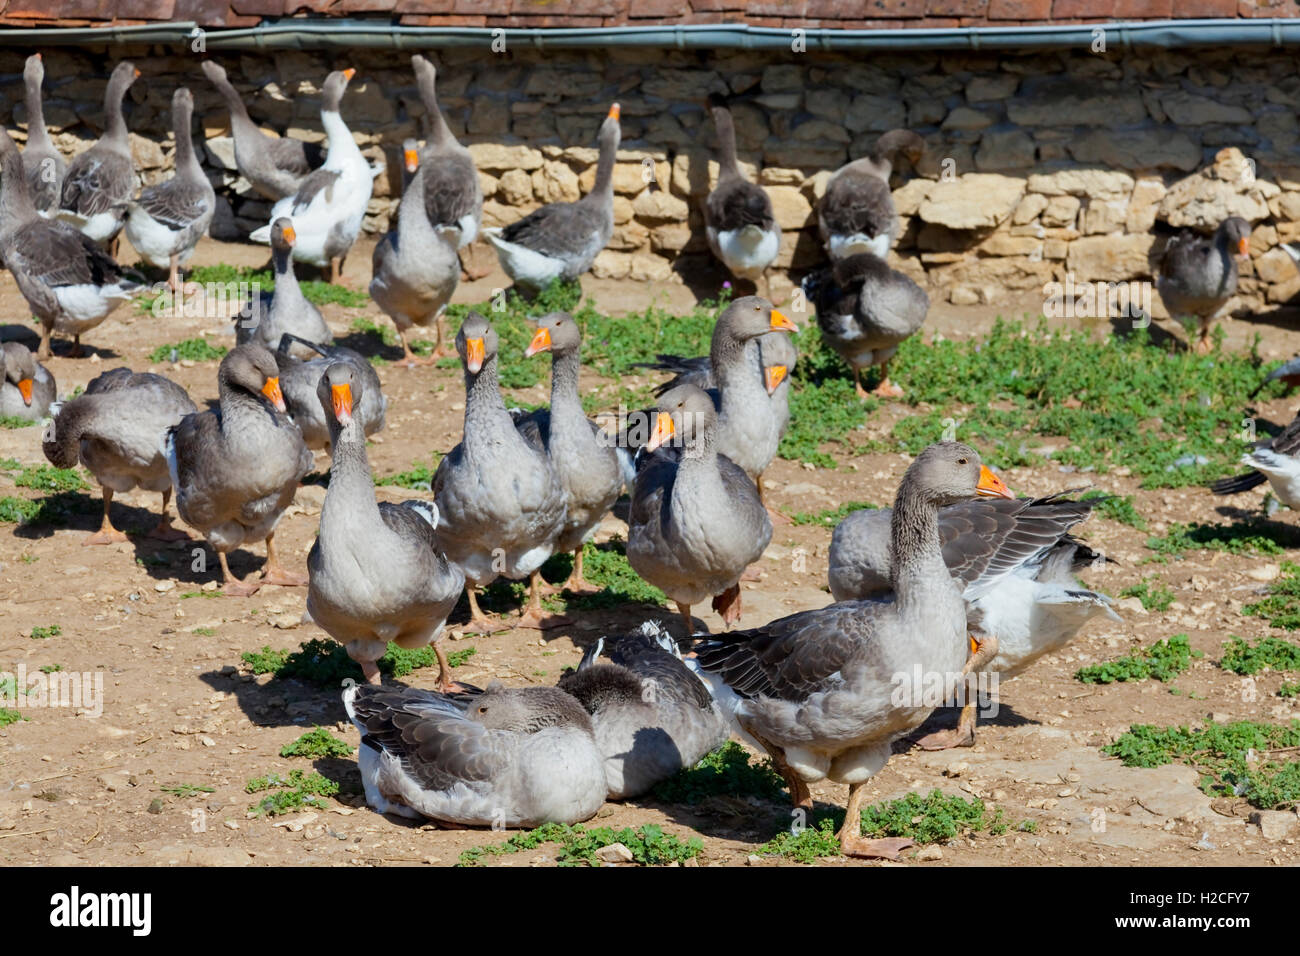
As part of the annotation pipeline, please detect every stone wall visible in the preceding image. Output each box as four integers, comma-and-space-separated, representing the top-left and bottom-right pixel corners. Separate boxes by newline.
6, 43, 1300, 310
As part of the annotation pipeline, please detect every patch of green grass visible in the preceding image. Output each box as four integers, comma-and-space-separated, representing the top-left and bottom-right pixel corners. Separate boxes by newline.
0, 496, 40, 524
1243, 561, 1300, 631
1278, 682, 1300, 699
761, 789, 1014, 862
241, 639, 475, 685
457, 821, 702, 868
160, 783, 214, 798
1082, 491, 1146, 530
245, 769, 339, 816
1118, 576, 1175, 613
180, 590, 222, 599
545, 539, 666, 611
0, 416, 35, 429
349, 316, 398, 347
1103, 720, 1300, 809
1145, 520, 1288, 563
11, 464, 86, 493
147, 338, 229, 364
374, 457, 441, 489
1219, 636, 1300, 675
1075, 634, 1200, 684
30, 625, 61, 640
777, 323, 875, 468
38, 665, 60, 674
280, 727, 355, 759
0, 708, 27, 727
191, 627, 215, 637
789, 500, 877, 528
651, 741, 786, 805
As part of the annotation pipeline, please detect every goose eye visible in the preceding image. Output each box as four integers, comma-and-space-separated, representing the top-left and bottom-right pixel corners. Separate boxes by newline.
957, 457, 968, 465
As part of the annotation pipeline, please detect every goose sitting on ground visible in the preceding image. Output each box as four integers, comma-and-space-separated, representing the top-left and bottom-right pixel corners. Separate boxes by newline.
124, 88, 215, 292
514, 312, 624, 594
1157, 216, 1251, 355
43, 367, 196, 545
307, 363, 464, 688
0, 127, 138, 359
432, 314, 567, 631
237, 218, 332, 357
704, 95, 779, 296
274, 334, 386, 451
693, 442, 1013, 859
56, 61, 140, 254
1210, 409, 1300, 509
484, 104, 620, 295
558, 621, 728, 799
200, 60, 325, 202
0, 341, 56, 422
165, 344, 312, 596
827, 490, 1118, 749
249, 69, 373, 284
344, 680, 606, 827
412, 55, 481, 252
21, 54, 66, 217
627, 383, 772, 636
803, 251, 929, 399
817, 129, 924, 263
369, 139, 461, 366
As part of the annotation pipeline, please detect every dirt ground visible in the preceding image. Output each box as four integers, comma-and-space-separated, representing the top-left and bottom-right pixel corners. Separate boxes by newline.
0, 237, 1297, 868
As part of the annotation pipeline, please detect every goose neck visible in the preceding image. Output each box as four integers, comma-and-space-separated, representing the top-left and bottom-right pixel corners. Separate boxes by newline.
888, 482, 947, 605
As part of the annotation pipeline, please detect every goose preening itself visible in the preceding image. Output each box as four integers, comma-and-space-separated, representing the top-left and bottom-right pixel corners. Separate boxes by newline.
21, 54, 66, 217
274, 333, 386, 451
484, 104, 620, 295
248, 69, 373, 284
344, 680, 606, 827
369, 138, 462, 366
1210, 410, 1300, 509
704, 96, 779, 295
513, 312, 624, 594
817, 129, 924, 263
827, 490, 1118, 749
1157, 216, 1250, 355
558, 621, 728, 799
0, 127, 138, 359
164, 344, 313, 596
56, 61, 140, 253
412, 55, 481, 251
200, 60, 325, 202
0, 341, 56, 422
307, 363, 464, 687
693, 442, 1013, 859
432, 314, 567, 631
627, 383, 772, 635
237, 218, 333, 357
43, 367, 196, 545
123, 87, 215, 292
803, 251, 929, 399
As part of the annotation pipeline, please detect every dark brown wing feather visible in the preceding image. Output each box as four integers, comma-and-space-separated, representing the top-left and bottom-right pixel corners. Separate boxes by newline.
500, 199, 603, 259
60, 151, 134, 216
7, 219, 130, 290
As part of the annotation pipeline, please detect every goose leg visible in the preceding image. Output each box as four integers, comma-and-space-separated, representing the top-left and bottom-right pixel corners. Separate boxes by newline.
107, 236, 120, 260
218, 552, 260, 597
711, 583, 743, 627
676, 601, 694, 639
359, 659, 382, 685
167, 254, 181, 293
1194, 322, 1213, 355
433, 641, 467, 694
398, 329, 438, 368
329, 256, 345, 285
69, 335, 84, 359
746, 725, 812, 811
852, 367, 870, 401
757, 473, 790, 526
871, 361, 904, 399
560, 547, 602, 595
427, 312, 452, 360
260, 531, 308, 587
915, 634, 997, 750
82, 488, 129, 546
838, 781, 914, 860
517, 571, 572, 630
147, 489, 189, 541
464, 586, 512, 634
37, 321, 53, 360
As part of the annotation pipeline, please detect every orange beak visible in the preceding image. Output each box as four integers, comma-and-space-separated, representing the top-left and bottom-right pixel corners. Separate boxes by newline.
525, 326, 552, 358
644, 411, 675, 453
282, 224, 297, 246
975, 465, 1014, 499
342, 67, 356, 81
464, 338, 485, 374
403, 148, 419, 173
608, 103, 620, 120
969, 636, 979, 655
1237, 236, 1251, 258
133, 68, 141, 79
261, 376, 286, 412
17, 378, 33, 406
331, 382, 353, 425
769, 309, 797, 333
763, 365, 787, 395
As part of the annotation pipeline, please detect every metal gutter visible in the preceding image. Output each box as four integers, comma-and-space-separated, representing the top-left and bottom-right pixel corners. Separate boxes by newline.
2, 19, 1300, 52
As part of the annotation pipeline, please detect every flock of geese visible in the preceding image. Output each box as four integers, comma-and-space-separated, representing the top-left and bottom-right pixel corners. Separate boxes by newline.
1, 52, 1297, 860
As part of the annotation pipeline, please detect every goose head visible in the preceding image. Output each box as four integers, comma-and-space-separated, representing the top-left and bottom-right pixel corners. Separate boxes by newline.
402, 138, 419, 174
645, 383, 716, 452
270, 217, 297, 254
598, 102, 621, 153
455, 312, 498, 376
108, 60, 140, 99
758, 330, 797, 396
222, 344, 286, 413
524, 311, 581, 358
470, 683, 593, 734
23, 53, 43, 89
1219, 217, 1252, 259
719, 296, 798, 344
905, 441, 1012, 508
316, 361, 362, 430
1, 342, 36, 406
322, 68, 355, 113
